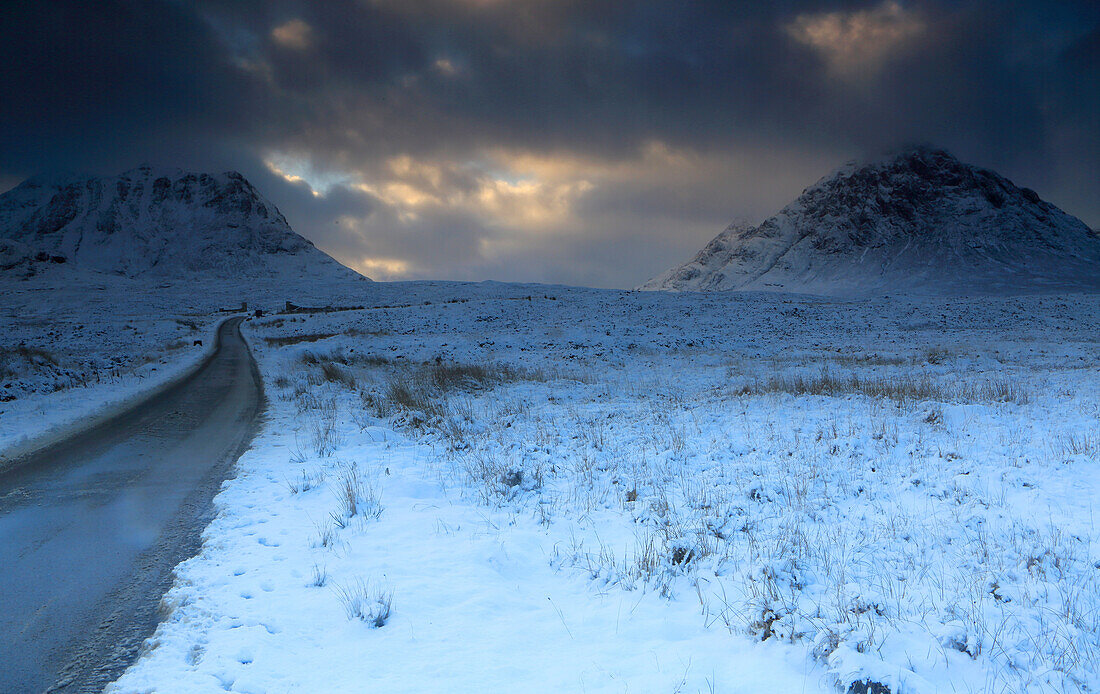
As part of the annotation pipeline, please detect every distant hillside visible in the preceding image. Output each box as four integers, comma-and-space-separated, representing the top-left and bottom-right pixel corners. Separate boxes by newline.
0, 166, 367, 282
642, 147, 1100, 295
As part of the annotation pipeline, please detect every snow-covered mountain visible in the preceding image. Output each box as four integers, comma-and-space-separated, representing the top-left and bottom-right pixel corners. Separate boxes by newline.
0, 166, 367, 282
642, 147, 1100, 295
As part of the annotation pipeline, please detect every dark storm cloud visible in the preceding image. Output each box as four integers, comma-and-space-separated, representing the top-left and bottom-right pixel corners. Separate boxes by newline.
0, 1, 268, 173
195, 0, 824, 161
1, 1, 1097, 286
1043, 22, 1100, 225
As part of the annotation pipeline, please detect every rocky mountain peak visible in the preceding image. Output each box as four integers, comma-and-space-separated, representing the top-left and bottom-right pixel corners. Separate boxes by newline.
0, 167, 367, 282
642, 147, 1100, 295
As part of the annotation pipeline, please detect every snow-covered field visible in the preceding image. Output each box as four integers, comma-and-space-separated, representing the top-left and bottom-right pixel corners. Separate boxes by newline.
0, 269, 365, 462
81, 282, 1099, 694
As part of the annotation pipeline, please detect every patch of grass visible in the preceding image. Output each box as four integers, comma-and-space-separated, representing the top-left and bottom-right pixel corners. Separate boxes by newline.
335, 578, 393, 627
0, 345, 63, 381
753, 370, 947, 402
299, 350, 349, 366
924, 346, 951, 364
741, 369, 1029, 405
310, 563, 328, 587
333, 462, 383, 521
346, 327, 393, 338
265, 333, 337, 347
959, 377, 1029, 405
312, 522, 338, 550
385, 374, 437, 415
8, 345, 59, 366
295, 351, 358, 390
358, 388, 392, 419
318, 361, 353, 388
358, 355, 392, 366
827, 353, 908, 367
381, 360, 545, 420
285, 469, 325, 495
308, 399, 344, 457
1052, 431, 1098, 459
425, 361, 543, 391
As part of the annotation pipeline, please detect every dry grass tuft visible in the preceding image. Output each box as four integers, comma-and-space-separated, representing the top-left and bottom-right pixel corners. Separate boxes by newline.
264, 333, 337, 347
320, 361, 355, 388
333, 462, 383, 521
335, 578, 393, 627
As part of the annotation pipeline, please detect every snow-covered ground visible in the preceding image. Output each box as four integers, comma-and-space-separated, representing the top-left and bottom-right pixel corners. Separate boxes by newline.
0, 268, 365, 462
0, 273, 214, 462
86, 282, 1100, 693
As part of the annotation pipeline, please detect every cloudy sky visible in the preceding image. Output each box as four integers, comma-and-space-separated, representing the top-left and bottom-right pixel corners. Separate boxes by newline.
2, 1, 1097, 287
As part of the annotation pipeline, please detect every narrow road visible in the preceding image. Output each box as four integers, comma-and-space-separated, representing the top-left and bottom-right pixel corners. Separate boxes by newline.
0, 317, 263, 693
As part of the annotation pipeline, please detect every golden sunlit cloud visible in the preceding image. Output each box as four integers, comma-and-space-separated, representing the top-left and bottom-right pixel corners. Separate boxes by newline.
476, 177, 593, 228
264, 159, 321, 196
786, 1, 925, 78
355, 154, 594, 231
353, 256, 412, 279
271, 19, 314, 50
485, 140, 714, 188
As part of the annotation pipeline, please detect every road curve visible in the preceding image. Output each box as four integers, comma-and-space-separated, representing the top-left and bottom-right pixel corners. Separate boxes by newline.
0, 316, 263, 693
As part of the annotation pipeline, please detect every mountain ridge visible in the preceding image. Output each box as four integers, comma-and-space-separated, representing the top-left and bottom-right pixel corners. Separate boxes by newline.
0, 165, 367, 282
642, 147, 1100, 295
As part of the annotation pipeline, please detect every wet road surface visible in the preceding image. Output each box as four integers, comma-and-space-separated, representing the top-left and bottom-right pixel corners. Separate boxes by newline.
0, 317, 263, 692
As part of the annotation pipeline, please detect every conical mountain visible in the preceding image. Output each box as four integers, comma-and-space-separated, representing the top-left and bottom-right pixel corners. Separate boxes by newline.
642, 147, 1100, 294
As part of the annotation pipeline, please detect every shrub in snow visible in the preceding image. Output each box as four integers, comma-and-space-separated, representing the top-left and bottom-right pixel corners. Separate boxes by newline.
333, 462, 383, 522
335, 578, 393, 628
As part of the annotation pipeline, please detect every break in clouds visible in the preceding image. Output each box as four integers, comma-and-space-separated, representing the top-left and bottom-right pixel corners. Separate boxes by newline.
1, 0, 1097, 286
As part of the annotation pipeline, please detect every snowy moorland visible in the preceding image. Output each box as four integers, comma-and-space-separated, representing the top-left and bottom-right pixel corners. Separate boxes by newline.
83, 282, 1100, 694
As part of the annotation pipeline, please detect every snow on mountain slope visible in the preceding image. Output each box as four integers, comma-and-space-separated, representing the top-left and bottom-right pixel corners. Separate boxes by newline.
642, 147, 1100, 295
0, 166, 367, 282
